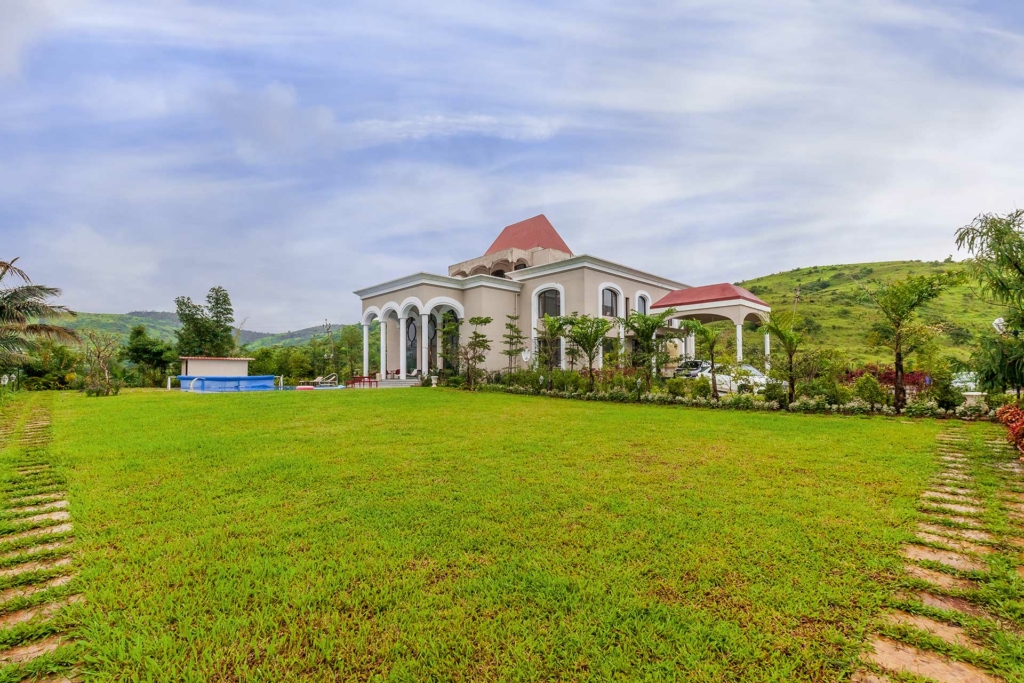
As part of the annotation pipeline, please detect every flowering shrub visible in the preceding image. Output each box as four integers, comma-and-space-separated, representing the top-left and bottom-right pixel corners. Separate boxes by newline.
904, 400, 941, 418
955, 403, 990, 421
995, 404, 1024, 455
789, 396, 830, 414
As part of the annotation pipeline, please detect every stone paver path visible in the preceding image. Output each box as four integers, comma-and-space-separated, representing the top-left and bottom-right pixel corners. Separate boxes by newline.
856, 426, 1024, 682
0, 407, 80, 680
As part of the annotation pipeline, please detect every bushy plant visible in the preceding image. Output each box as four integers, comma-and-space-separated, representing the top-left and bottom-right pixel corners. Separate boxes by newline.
904, 399, 940, 418
984, 392, 1014, 410
720, 393, 756, 410
838, 399, 872, 415
789, 396, 830, 413
955, 403, 987, 420
691, 376, 713, 400
665, 378, 688, 398
853, 374, 888, 407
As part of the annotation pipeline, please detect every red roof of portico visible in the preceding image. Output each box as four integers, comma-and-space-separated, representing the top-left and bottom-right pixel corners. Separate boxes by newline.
484, 215, 573, 256
652, 283, 768, 309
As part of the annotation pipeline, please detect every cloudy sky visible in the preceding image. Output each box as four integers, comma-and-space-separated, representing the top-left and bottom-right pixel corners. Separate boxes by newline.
2, 0, 1023, 330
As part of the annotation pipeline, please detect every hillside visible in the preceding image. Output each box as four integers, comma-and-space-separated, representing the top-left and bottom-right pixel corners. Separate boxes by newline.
737, 260, 1001, 364
62, 312, 337, 350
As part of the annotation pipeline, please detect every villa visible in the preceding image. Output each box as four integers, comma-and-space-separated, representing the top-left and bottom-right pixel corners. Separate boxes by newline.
355, 215, 770, 379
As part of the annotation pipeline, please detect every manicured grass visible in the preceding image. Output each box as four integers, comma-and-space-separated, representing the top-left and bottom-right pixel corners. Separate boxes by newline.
5, 390, 953, 680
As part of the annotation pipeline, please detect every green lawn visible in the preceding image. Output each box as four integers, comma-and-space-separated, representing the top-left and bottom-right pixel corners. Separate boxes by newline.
3, 390, 956, 680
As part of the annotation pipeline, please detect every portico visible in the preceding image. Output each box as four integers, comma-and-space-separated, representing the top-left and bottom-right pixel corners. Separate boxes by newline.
651, 284, 771, 363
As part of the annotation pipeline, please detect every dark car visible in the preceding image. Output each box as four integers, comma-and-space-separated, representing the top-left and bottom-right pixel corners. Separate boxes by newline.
674, 360, 709, 378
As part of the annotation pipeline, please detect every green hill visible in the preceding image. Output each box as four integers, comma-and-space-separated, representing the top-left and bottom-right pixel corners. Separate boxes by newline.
738, 260, 1001, 364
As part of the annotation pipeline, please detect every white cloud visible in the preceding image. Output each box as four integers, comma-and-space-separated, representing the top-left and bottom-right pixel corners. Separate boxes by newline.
0, 0, 60, 76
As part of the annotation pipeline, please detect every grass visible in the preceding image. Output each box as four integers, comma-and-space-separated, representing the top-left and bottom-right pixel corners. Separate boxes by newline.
739, 259, 1002, 363
0, 389, 996, 681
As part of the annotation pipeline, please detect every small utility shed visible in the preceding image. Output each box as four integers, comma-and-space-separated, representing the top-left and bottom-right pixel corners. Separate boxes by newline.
179, 357, 253, 377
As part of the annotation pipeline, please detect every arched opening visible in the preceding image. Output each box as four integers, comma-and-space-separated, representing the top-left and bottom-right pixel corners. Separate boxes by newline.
636, 295, 649, 315
451, 271, 468, 278
442, 311, 460, 373
406, 316, 418, 373
602, 288, 619, 317
538, 288, 560, 318
491, 269, 506, 278
514, 259, 529, 271
470, 265, 489, 276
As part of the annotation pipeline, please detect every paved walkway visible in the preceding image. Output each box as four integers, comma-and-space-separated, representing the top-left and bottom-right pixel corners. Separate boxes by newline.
852, 426, 1024, 682
0, 402, 80, 682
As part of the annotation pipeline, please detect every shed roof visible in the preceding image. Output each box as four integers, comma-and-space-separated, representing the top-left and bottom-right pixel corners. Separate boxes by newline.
484, 215, 573, 256
652, 283, 768, 309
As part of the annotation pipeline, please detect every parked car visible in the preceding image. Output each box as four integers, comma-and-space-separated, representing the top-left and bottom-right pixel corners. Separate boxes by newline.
674, 360, 710, 378
697, 363, 768, 394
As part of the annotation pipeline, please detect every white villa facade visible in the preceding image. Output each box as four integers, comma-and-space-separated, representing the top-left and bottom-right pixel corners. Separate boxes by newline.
355, 215, 770, 379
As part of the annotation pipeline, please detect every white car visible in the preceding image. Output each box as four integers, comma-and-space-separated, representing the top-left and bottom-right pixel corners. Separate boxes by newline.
697, 364, 768, 394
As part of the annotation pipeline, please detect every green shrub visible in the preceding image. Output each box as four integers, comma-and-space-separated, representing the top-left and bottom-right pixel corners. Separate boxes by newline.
691, 376, 712, 400
985, 392, 1014, 410
853, 374, 888, 407
420, 374, 433, 387
904, 399, 940, 418
665, 378, 688, 398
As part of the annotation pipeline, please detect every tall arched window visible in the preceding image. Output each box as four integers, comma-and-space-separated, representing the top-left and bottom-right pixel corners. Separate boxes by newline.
637, 295, 648, 315
602, 288, 618, 317
538, 289, 560, 318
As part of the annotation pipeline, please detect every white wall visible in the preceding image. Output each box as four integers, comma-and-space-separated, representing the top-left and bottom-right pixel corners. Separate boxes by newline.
182, 359, 250, 377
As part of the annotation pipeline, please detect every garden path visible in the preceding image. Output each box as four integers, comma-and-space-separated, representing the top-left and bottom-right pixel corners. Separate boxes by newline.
0, 402, 80, 683
852, 427, 1024, 682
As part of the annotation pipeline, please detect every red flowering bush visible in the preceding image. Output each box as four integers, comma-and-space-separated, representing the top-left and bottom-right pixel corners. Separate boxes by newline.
996, 404, 1024, 454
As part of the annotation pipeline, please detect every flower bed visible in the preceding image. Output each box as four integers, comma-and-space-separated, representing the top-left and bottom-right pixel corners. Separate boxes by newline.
476, 383, 994, 420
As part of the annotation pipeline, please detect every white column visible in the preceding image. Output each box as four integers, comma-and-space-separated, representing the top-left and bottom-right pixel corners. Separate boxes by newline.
421, 313, 430, 375
379, 320, 387, 378
735, 324, 743, 363
362, 324, 370, 376
559, 337, 566, 370
764, 332, 771, 371
399, 317, 408, 379
687, 332, 695, 360
597, 340, 604, 370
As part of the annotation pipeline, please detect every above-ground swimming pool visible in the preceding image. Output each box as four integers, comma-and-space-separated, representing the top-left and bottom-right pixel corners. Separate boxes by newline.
177, 375, 277, 392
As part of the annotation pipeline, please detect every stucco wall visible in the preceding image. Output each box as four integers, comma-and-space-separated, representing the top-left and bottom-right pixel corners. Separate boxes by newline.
181, 359, 250, 377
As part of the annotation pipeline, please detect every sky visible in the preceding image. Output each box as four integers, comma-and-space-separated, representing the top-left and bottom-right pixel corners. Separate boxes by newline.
2, 0, 1024, 331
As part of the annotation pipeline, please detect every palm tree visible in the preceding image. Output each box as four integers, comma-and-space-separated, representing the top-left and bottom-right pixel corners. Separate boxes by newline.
758, 310, 803, 406
0, 258, 78, 363
617, 308, 677, 392
680, 319, 728, 400
559, 314, 614, 392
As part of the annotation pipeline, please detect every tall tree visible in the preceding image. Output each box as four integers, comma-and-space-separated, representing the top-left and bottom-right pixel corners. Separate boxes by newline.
955, 210, 1024, 325
459, 316, 493, 389
759, 310, 804, 406
618, 308, 677, 393
559, 314, 614, 392
0, 258, 78, 364
681, 320, 728, 400
501, 314, 527, 375
81, 329, 124, 396
863, 272, 962, 411
536, 314, 565, 390
174, 286, 235, 357
122, 325, 176, 379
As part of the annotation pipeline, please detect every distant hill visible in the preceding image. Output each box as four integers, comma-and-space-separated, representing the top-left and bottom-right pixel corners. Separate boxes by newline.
62, 312, 339, 350
738, 260, 1001, 363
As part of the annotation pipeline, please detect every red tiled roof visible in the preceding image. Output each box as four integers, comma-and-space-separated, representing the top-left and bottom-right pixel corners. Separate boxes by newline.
179, 357, 254, 361
652, 283, 768, 309
484, 215, 573, 256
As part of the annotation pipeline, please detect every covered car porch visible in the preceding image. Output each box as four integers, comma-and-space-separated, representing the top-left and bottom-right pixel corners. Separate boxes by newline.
651, 284, 771, 363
